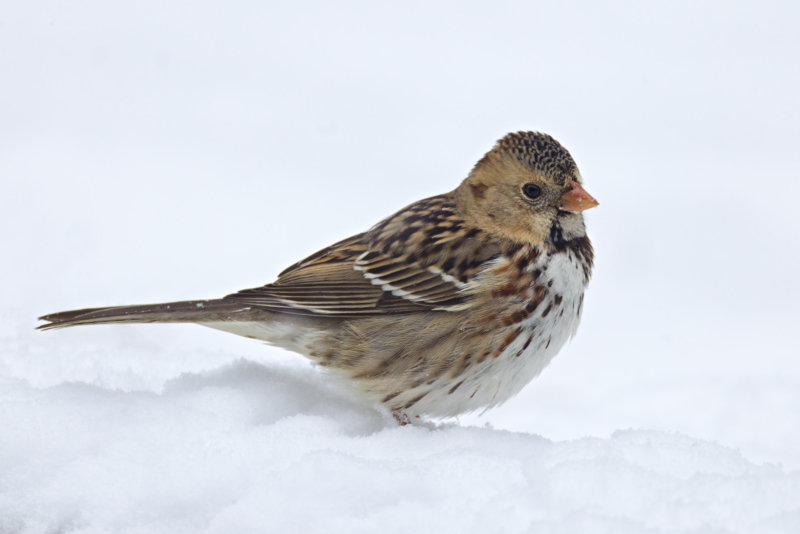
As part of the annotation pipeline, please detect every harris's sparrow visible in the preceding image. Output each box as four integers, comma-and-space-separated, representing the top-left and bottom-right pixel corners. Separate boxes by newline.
39, 132, 598, 421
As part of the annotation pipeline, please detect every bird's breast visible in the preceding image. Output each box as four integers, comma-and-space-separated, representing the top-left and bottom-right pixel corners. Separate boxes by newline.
401, 244, 591, 418
476, 246, 589, 406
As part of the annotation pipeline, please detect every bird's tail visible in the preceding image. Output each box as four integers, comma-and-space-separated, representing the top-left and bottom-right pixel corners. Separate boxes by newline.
37, 299, 253, 331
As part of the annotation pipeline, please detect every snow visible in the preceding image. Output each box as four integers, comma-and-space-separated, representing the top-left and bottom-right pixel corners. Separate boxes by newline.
1, 365, 798, 534
2, 319, 800, 533
3, 0, 800, 532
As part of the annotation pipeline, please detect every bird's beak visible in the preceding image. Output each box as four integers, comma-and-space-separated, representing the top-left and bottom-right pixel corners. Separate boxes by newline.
559, 181, 599, 213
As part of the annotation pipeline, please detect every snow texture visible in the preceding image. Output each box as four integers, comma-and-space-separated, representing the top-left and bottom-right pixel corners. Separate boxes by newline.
3, 0, 800, 532
2, 320, 800, 533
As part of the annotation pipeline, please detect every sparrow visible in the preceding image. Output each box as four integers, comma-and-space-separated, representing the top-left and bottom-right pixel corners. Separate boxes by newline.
38, 131, 598, 423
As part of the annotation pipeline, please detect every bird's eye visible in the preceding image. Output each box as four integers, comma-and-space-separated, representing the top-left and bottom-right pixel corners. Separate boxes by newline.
522, 183, 541, 199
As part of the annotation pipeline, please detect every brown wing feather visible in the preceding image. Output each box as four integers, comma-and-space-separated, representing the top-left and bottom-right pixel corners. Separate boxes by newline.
276, 233, 368, 281
225, 194, 500, 316
224, 234, 418, 316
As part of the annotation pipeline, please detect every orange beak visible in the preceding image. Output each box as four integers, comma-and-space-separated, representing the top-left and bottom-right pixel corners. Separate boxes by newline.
559, 181, 599, 213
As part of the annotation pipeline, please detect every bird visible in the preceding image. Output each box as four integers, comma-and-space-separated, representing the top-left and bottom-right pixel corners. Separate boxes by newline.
38, 131, 598, 423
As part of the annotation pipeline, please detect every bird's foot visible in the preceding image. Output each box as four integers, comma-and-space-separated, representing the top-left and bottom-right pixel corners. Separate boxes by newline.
391, 410, 412, 426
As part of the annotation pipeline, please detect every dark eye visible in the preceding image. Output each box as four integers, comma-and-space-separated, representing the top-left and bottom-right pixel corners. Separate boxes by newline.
522, 183, 541, 199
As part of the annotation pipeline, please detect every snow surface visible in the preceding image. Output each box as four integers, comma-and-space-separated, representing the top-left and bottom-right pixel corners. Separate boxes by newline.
3, 0, 800, 532
2, 318, 800, 533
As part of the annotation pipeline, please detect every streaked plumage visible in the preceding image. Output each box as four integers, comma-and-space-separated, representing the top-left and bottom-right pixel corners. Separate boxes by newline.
38, 131, 598, 421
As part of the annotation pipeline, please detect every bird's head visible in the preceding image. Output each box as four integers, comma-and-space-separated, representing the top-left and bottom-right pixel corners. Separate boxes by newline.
455, 131, 598, 247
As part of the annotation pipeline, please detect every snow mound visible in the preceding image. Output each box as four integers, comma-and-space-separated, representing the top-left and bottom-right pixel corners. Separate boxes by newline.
2, 357, 799, 534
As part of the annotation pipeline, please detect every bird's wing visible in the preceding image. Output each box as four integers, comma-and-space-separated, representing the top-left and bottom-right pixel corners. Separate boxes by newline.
224, 195, 501, 316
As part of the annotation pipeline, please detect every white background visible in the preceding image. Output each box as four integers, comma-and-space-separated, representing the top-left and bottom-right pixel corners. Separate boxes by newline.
2, 1, 799, 532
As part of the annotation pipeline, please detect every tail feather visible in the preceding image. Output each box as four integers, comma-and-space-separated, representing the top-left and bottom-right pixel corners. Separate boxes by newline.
37, 299, 251, 330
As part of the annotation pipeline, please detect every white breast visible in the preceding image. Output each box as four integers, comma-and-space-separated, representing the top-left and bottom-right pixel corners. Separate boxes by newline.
413, 248, 589, 418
